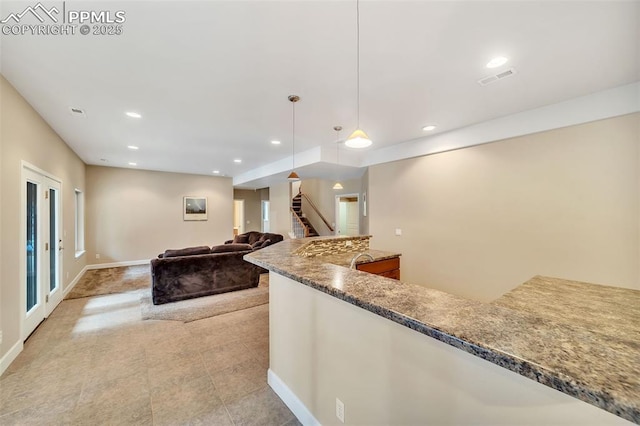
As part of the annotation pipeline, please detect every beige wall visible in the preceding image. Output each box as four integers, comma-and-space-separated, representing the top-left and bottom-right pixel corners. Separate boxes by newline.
370, 113, 640, 302
269, 181, 291, 238
86, 166, 232, 263
270, 273, 628, 425
299, 177, 365, 236
0, 75, 86, 359
233, 189, 262, 233
0, 77, 4, 350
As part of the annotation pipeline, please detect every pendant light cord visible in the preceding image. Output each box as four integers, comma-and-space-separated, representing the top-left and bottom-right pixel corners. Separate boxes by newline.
356, 0, 360, 129
292, 101, 295, 169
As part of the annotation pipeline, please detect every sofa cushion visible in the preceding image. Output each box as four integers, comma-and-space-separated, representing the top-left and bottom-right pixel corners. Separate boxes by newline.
263, 233, 284, 244
226, 232, 284, 248
232, 234, 250, 244
252, 239, 271, 249
246, 232, 264, 245
211, 243, 253, 254
163, 246, 211, 258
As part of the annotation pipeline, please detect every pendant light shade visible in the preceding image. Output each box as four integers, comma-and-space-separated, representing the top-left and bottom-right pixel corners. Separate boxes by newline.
287, 171, 300, 180
347, 0, 372, 149
287, 95, 300, 181
345, 128, 372, 148
332, 182, 344, 190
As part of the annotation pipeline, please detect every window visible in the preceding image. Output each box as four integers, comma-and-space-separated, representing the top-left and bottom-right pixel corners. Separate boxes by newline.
74, 189, 85, 257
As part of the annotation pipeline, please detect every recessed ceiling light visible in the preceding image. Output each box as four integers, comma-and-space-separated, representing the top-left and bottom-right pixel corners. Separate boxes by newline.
128, 162, 137, 166
127, 145, 139, 150
212, 170, 220, 174
126, 112, 142, 118
422, 125, 437, 131
271, 140, 281, 145
486, 56, 508, 69
233, 159, 242, 163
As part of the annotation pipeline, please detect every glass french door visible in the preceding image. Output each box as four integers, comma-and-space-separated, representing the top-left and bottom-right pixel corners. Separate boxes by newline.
46, 182, 63, 315
24, 168, 62, 338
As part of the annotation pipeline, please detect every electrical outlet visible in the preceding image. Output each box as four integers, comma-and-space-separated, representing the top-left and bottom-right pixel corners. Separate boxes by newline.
345, 240, 352, 247
395, 228, 402, 236
336, 398, 345, 423
96, 254, 100, 259
0, 330, 3, 345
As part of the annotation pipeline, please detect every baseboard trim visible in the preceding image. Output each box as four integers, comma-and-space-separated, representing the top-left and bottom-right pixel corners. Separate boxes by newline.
268, 369, 320, 426
0, 339, 23, 376
86, 259, 150, 270
64, 265, 89, 298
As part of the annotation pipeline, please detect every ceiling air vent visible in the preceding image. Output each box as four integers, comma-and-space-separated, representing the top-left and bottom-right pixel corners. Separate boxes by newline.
69, 107, 86, 118
477, 67, 517, 86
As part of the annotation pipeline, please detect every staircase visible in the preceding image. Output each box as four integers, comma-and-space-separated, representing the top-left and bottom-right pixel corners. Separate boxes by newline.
291, 192, 319, 238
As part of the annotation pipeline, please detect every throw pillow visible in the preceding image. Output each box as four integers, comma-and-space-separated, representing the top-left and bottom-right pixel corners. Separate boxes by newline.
233, 234, 250, 244
252, 239, 271, 249
265, 233, 284, 243
163, 246, 211, 258
211, 243, 253, 253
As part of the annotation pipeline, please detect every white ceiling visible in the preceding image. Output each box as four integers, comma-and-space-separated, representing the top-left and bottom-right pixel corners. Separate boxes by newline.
1, 1, 639, 188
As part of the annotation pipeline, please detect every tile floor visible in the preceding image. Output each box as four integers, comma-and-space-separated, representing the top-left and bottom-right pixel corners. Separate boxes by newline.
0, 289, 299, 425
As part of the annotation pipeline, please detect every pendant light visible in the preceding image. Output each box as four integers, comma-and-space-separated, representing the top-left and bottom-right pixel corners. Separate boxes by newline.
287, 95, 300, 181
333, 126, 344, 190
345, 0, 372, 149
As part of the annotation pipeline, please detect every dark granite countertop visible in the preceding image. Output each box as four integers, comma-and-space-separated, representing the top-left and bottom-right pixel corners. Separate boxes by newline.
245, 237, 640, 424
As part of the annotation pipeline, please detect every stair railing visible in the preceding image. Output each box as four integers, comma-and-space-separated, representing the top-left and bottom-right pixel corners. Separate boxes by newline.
300, 192, 335, 232
290, 207, 309, 238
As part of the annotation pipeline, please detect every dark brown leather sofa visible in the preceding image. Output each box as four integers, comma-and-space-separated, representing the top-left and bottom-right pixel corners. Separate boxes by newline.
151, 244, 259, 305
151, 232, 284, 305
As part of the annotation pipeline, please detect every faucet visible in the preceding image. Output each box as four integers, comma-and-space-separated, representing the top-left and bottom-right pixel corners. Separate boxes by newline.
350, 252, 374, 269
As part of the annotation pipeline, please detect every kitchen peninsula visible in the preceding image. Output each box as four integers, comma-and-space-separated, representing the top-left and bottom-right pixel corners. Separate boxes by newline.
245, 236, 639, 425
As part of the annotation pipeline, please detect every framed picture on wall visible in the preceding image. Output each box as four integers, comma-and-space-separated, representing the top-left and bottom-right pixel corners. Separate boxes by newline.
183, 196, 208, 221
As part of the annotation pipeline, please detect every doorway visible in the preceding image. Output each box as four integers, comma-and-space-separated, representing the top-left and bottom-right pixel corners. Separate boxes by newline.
233, 199, 245, 236
23, 165, 63, 339
261, 200, 270, 232
335, 194, 360, 236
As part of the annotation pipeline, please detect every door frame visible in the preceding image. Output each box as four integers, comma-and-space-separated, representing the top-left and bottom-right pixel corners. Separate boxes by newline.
233, 199, 245, 236
20, 161, 64, 339
334, 193, 360, 236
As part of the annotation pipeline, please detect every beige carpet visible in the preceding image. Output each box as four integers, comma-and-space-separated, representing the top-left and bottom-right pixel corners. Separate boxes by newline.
66, 265, 269, 323
65, 264, 151, 299
141, 274, 269, 322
